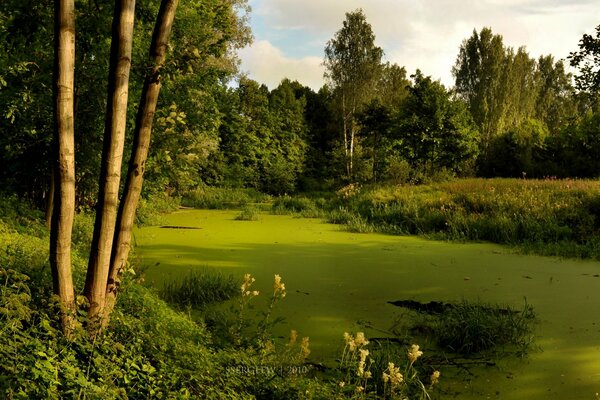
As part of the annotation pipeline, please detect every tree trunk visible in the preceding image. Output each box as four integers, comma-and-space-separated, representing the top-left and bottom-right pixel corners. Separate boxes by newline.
341, 91, 350, 177
50, 0, 77, 337
45, 169, 55, 229
85, 0, 136, 331
104, 0, 179, 325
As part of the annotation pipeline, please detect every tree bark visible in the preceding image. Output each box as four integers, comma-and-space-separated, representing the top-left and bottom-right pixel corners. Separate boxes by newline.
45, 169, 55, 229
51, 0, 77, 337
103, 0, 179, 324
85, 0, 136, 331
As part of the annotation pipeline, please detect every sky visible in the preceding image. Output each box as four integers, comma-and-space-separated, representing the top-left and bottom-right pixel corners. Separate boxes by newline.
237, 0, 599, 91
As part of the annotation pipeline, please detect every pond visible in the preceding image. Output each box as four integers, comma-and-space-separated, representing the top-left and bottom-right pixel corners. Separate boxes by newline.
136, 209, 600, 399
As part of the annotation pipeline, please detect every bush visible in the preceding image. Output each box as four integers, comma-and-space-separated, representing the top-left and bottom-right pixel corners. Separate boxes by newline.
234, 205, 261, 221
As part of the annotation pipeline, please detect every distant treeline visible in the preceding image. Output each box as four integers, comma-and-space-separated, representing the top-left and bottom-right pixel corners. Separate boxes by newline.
2, 5, 600, 204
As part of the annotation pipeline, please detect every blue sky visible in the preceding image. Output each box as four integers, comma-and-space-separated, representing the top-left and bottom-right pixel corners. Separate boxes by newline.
237, 0, 599, 90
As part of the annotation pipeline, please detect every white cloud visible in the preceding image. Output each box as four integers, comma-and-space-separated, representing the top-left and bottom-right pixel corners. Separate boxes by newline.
238, 40, 325, 90
241, 0, 599, 89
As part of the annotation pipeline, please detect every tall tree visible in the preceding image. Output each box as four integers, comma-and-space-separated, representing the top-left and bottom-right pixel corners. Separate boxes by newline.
396, 71, 479, 175
535, 55, 576, 134
568, 24, 600, 110
452, 28, 506, 151
85, 0, 136, 328
106, 0, 179, 323
502, 47, 539, 129
324, 9, 383, 179
50, 0, 77, 336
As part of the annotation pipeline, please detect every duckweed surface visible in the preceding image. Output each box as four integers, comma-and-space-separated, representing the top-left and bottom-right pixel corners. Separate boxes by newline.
136, 209, 600, 399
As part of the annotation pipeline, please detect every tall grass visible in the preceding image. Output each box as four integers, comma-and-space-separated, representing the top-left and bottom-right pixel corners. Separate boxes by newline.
160, 269, 240, 309
271, 195, 325, 217
234, 205, 261, 221
429, 300, 536, 355
330, 178, 600, 259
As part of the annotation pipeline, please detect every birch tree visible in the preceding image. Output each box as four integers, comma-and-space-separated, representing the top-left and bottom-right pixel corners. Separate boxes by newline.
50, 0, 77, 336
84, 0, 136, 329
105, 0, 179, 324
324, 9, 383, 179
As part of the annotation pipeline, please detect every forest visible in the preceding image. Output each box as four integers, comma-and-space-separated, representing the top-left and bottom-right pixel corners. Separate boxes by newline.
2, 0, 600, 399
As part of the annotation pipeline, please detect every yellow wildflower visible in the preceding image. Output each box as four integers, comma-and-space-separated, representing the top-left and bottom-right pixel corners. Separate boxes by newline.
408, 344, 423, 363
355, 332, 369, 347
273, 274, 286, 297
383, 362, 404, 387
300, 336, 310, 358
431, 370, 441, 386
241, 273, 256, 296
357, 348, 369, 376
289, 329, 298, 345
343, 332, 356, 352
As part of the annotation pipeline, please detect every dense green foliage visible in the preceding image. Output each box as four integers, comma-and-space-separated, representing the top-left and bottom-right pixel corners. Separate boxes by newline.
3, 2, 600, 202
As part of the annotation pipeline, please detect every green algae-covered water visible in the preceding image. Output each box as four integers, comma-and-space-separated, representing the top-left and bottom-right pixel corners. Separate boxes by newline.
136, 209, 600, 399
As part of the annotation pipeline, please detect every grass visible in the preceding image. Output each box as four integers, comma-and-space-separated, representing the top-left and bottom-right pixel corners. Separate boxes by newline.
406, 299, 537, 356
324, 178, 600, 259
160, 268, 240, 309
234, 205, 261, 221
271, 195, 325, 218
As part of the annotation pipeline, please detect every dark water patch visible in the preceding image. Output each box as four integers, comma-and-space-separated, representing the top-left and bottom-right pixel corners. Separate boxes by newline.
160, 225, 202, 229
388, 299, 519, 316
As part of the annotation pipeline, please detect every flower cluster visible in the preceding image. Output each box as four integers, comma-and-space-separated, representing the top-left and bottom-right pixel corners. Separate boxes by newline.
343, 331, 369, 352
357, 349, 370, 378
430, 370, 441, 386
273, 274, 286, 298
300, 336, 311, 359
288, 329, 298, 345
408, 344, 423, 363
382, 362, 404, 387
241, 273, 259, 297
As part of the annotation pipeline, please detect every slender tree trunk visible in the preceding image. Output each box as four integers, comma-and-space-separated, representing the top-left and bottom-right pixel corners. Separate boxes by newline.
51, 0, 77, 337
341, 91, 350, 177
45, 169, 55, 228
103, 0, 179, 325
85, 0, 136, 331
348, 98, 356, 179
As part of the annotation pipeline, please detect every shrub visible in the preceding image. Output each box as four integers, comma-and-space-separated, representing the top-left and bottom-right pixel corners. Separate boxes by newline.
235, 205, 261, 221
